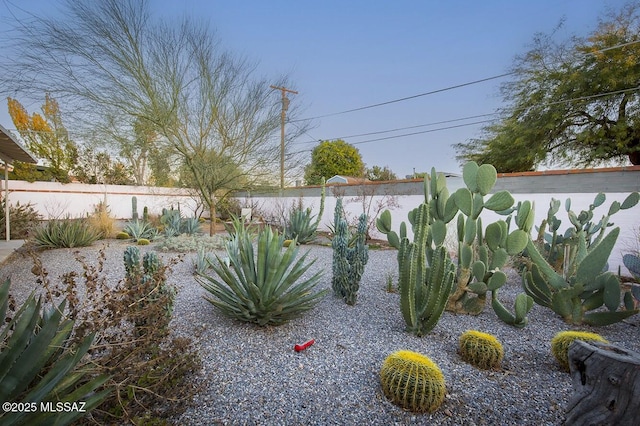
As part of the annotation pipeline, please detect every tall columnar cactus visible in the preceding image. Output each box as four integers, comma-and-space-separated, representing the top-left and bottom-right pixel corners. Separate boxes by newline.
379, 198, 456, 335
331, 198, 369, 305
623, 253, 640, 280
523, 227, 639, 325
132, 196, 138, 221
376, 161, 534, 327
379, 350, 446, 413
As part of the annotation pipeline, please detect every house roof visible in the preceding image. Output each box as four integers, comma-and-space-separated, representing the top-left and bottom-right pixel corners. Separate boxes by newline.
326, 175, 370, 184
0, 124, 37, 164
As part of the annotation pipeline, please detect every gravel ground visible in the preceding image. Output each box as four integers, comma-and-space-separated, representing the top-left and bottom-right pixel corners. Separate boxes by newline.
1, 241, 639, 425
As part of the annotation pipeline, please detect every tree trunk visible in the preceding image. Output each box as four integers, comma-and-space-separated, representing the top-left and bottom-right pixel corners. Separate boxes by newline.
566, 340, 640, 426
209, 203, 216, 236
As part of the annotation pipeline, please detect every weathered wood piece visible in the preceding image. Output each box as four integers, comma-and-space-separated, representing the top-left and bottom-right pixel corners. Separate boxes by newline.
566, 340, 640, 426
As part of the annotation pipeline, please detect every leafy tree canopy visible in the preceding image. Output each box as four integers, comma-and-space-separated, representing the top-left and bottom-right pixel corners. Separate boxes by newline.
456, 3, 640, 172
304, 139, 364, 185
365, 165, 398, 181
7, 94, 78, 182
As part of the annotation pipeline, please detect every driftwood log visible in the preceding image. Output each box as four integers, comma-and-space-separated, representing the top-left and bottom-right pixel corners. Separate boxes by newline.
566, 340, 640, 426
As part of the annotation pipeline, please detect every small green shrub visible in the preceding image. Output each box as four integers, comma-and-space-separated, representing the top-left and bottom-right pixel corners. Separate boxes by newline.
198, 221, 326, 326
550, 330, 608, 371
137, 238, 150, 245
379, 350, 446, 413
32, 217, 100, 248
458, 330, 504, 370
158, 234, 226, 252
116, 231, 130, 239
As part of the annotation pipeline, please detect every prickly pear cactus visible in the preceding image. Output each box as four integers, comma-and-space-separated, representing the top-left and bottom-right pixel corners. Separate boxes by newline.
534, 192, 639, 273
458, 330, 504, 370
523, 227, 639, 325
550, 331, 608, 371
376, 161, 535, 328
331, 198, 369, 305
379, 350, 446, 413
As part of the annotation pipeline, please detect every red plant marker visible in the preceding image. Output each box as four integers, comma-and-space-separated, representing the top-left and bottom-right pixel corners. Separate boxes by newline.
294, 339, 315, 352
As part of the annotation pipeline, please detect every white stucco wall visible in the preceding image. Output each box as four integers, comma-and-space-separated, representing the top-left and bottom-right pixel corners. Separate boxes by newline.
1, 180, 199, 219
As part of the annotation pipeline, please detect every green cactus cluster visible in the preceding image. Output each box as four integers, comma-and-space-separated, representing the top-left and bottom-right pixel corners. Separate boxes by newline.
550, 330, 608, 371
379, 350, 446, 413
377, 199, 455, 336
331, 198, 369, 305
376, 161, 534, 329
523, 227, 639, 325
458, 330, 504, 370
534, 192, 639, 272
623, 253, 640, 280
123, 246, 175, 324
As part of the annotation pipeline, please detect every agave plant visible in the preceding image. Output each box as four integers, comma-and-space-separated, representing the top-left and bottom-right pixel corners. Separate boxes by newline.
198, 223, 326, 326
0, 279, 110, 425
181, 217, 202, 236
123, 219, 157, 241
193, 246, 215, 275
33, 217, 100, 248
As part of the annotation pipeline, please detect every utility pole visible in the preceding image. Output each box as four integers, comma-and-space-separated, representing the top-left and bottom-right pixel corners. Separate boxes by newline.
271, 85, 298, 189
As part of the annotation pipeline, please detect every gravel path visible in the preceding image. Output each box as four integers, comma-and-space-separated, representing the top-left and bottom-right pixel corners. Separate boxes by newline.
1, 241, 639, 425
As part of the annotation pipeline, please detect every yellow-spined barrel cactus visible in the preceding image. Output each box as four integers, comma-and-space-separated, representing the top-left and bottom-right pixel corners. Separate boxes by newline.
458, 330, 504, 370
379, 350, 446, 413
550, 330, 608, 371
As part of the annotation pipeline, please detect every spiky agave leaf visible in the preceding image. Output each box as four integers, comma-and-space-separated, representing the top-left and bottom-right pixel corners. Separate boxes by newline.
198, 225, 326, 326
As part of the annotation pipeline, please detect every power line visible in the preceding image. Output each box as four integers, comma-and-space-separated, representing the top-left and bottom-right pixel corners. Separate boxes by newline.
292, 113, 498, 145
289, 85, 640, 153
290, 73, 512, 123
290, 40, 640, 124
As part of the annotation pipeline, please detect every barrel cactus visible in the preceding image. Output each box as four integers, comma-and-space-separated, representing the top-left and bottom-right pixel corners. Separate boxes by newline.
458, 330, 504, 370
380, 350, 446, 413
550, 330, 608, 371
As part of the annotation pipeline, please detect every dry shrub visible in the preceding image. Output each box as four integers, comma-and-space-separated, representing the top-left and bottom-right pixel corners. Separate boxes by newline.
87, 201, 116, 239
0, 201, 43, 239
30, 246, 200, 424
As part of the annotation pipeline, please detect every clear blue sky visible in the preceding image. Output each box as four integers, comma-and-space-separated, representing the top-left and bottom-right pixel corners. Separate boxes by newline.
0, 0, 631, 179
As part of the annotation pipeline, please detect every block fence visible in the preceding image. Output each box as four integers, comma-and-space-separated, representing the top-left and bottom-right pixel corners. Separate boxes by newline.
234, 166, 640, 274
1, 180, 199, 220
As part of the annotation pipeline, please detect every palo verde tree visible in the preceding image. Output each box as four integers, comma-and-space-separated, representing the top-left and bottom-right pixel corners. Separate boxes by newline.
7, 94, 79, 182
1, 0, 309, 234
304, 139, 365, 185
456, 3, 640, 171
